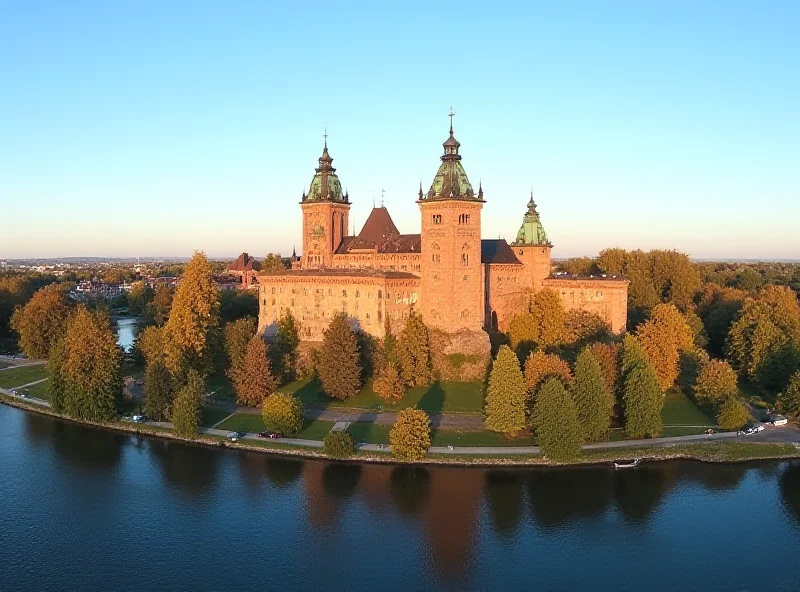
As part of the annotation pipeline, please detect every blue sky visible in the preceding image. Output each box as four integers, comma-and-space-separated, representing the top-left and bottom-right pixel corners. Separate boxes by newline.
1, 1, 798, 260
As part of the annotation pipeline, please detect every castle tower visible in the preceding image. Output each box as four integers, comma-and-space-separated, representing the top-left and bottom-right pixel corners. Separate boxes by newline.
418, 112, 484, 332
300, 135, 350, 269
510, 192, 552, 291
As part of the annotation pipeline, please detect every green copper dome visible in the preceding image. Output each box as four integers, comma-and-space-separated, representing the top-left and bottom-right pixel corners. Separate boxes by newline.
302, 143, 348, 203
421, 119, 481, 201
512, 194, 550, 246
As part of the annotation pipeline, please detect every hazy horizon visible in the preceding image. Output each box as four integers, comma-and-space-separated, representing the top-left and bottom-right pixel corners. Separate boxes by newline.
1, 2, 798, 260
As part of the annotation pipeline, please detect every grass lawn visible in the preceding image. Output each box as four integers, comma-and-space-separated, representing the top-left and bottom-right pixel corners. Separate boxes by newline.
661, 389, 713, 426
22, 379, 51, 401
214, 413, 335, 439
431, 428, 535, 447
347, 421, 392, 444
206, 374, 235, 403
281, 377, 484, 413
0, 364, 49, 388
200, 406, 233, 428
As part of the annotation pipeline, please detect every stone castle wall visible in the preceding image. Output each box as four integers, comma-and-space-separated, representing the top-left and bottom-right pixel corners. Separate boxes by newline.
258, 273, 420, 341
332, 251, 421, 274
542, 277, 629, 333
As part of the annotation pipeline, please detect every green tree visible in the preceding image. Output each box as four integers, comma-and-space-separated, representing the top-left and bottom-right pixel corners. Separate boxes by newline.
523, 350, 573, 402
224, 316, 256, 375
397, 313, 434, 387
389, 408, 431, 461
172, 370, 204, 439
317, 313, 362, 400
573, 348, 613, 442
128, 281, 154, 316
269, 310, 301, 384
133, 325, 165, 366
143, 285, 174, 327
48, 307, 122, 421
716, 398, 751, 431
143, 359, 174, 421
262, 253, 287, 273
587, 341, 621, 397
324, 431, 356, 459
597, 247, 628, 276
780, 371, 800, 419
734, 267, 764, 291
373, 361, 406, 403
261, 392, 304, 436
232, 336, 276, 407
484, 345, 526, 433
163, 251, 220, 377
623, 363, 663, 439
694, 359, 739, 410
219, 289, 259, 323
11, 284, 71, 359
532, 378, 583, 461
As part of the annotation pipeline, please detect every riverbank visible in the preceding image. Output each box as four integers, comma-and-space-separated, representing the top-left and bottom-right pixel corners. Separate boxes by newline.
3, 393, 799, 468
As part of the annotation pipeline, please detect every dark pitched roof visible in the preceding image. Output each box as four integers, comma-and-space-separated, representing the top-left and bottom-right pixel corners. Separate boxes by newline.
481, 239, 522, 265
228, 252, 255, 272
335, 208, 421, 255
348, 207, 400, 250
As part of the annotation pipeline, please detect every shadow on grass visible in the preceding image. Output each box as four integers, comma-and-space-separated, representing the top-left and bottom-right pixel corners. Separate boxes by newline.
418, 382, 445, 414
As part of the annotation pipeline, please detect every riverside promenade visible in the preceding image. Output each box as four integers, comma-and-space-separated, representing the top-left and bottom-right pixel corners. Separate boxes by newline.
4, 383, 798, 456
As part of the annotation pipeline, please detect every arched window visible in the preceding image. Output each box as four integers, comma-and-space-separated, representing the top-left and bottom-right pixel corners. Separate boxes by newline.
340, 214, 345, 242
458, 214, 470, 224
432, 214, 442, 225
461, 253, 469, 266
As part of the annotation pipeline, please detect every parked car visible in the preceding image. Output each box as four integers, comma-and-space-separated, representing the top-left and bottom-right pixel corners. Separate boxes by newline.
753, 424, 765, 433
269, 432, 281, 439
773, 416, 789, 426
227, 431, 246, 442
257, 431, 270, 439
132, 414, 147, 423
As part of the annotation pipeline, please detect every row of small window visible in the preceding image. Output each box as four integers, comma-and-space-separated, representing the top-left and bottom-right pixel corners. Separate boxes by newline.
432, 214, 471, 225
561, 290, 605, 297
432, 254, 469, 265
271, 287, 384, 299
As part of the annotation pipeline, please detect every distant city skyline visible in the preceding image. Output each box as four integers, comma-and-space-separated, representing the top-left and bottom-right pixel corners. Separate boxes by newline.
1, 1, 798, 260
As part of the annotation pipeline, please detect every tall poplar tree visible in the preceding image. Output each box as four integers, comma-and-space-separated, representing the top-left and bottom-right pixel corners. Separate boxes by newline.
572, 348, 613, 442
532, 378, 583, 461
621, 333, 663, 438
485, 345, 526, 433
317, 312, 362, 400
232, 336, 276, 407
397, 313, 434, 387
269, 310, 301, 384
172, 370, 204, 439
144, 359, 174, 421
163, 251, 220, 377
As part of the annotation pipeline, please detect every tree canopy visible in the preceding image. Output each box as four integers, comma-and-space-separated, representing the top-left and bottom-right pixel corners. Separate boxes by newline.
317, 312, 362, 400
172, 370, 204, 439
572, 348, 613, 442
532, 378, 583, 461
232, 336, 276, 407
389, 408, 431, 461
11, 284, 72, 359
635, 303, 695, 390
397, 313, 434, 387
484, 345, 526, 433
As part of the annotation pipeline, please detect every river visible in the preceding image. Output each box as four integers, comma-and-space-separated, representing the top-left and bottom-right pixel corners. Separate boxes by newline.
115, 316, 140, 352
1, 404, 799, 591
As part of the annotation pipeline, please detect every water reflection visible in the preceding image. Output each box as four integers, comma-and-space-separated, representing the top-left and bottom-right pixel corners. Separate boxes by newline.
263, 457, 303, 488
25, 413, 124, 470
322, 462, 362, 499
147, 439, 219, 495
613, 465, 674, 523
680, 461, 747, 492
527, 467, 614, 527
779, 462, 800, 527
389, 466, 432, 516
484, 470, 525, 537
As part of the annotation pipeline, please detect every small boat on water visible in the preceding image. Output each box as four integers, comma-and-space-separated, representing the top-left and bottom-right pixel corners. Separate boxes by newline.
613, 459, 641, 469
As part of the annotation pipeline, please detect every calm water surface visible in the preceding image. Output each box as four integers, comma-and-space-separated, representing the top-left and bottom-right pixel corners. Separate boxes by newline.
1, 404, 799, 591
115, 316, 140, 352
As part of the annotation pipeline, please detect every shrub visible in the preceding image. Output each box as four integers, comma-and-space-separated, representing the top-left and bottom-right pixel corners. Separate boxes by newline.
261, 392, 304, 436
373, 361, 405, 403
323, 431, 356, 459
716, 399, 751, 431
389, 408, 431, 461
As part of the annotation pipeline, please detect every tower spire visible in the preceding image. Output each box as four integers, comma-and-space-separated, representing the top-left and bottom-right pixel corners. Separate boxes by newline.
448, 106, 455, 136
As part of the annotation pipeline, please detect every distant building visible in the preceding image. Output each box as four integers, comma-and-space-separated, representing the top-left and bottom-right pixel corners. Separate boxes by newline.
258, 118, 628, 343
227, 252, 259, 289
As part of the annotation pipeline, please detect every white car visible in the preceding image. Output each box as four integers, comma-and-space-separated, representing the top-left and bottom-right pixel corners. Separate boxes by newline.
753, 425, 765, 433
773, 417, 788, 426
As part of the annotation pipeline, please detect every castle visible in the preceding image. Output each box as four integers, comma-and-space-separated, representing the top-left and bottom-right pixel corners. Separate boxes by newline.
257, 118, 627, 345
